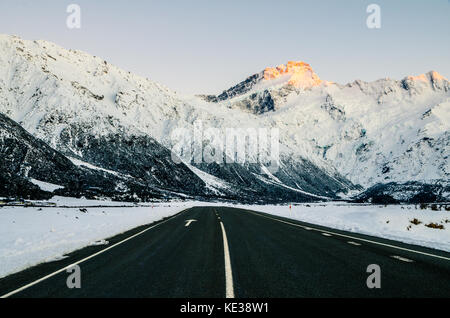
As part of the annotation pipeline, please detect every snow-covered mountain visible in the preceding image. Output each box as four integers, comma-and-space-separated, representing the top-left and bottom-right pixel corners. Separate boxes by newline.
204, 60, 449, 201
0, 34, 448, 202
0, 112, 185, 201
0, 35, 354, 202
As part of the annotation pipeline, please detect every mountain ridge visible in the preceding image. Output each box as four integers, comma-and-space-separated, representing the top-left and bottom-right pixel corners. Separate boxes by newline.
0, 34, 448, 203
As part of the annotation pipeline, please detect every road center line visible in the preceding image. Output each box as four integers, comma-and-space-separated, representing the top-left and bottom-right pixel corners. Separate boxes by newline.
0, 208, 191, 298
219, 220, 235, 298
244, 210, 450, 261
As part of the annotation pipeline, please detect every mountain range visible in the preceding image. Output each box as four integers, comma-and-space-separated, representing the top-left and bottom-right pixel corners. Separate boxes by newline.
0, 34, 448, 203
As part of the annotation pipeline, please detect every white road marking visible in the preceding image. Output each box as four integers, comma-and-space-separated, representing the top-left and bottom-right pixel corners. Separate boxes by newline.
244, 210, 450, 261
185, 219, 197, 227
391, 255, 414, 263
322, 233, 332, 237
303, 227, 313, 230
220, 221, 235, 298
347, 241, 362, 246
0, 209, 191, 298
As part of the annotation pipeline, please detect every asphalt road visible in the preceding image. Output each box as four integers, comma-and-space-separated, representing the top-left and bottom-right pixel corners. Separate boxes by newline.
1, 206, 449, 298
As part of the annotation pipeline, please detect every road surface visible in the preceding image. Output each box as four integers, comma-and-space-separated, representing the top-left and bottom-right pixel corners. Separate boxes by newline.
1, 206, 449, 297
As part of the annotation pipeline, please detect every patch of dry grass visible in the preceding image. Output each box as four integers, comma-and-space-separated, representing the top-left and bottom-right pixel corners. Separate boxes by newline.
425, 223, 445, 230
410, 218, 422, 225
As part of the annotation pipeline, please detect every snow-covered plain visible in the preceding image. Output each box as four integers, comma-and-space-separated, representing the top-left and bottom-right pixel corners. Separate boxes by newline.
0, 199, 448, 278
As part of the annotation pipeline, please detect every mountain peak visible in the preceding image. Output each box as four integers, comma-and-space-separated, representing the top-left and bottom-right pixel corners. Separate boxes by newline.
428, 70, 446, 80
263, 61, 323, 88
406, 70, 447, 83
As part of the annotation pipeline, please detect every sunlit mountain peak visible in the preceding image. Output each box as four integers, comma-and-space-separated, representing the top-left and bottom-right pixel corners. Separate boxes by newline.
263, 61, 324, 88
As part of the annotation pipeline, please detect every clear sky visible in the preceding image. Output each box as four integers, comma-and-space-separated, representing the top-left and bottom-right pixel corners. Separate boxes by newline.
0, 0, 449, 95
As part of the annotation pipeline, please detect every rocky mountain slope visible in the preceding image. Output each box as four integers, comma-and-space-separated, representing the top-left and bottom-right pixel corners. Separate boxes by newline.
0, 112, 176, 201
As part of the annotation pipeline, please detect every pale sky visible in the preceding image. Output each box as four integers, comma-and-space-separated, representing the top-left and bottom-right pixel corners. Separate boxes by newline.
0, 0, 449, 95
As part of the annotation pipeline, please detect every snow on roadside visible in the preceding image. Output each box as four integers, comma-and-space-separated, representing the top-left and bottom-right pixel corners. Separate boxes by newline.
0, 201, 194, 278
45, 196, 140, 207
235, 203, 450, 252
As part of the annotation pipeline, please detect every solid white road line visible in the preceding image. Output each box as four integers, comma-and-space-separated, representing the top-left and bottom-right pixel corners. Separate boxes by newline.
391, 255, 414, 263
245, 210, 450, 261
220, 221, 235, 298
0, 208, 190, 299
347, 241, 362, 246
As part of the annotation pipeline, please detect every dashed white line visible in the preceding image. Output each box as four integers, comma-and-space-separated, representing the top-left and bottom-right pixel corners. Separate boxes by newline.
219, 221, 235, 298
322, 233, 332, 237
244, 210, 450, 261
347, 241, 362, 246
391, 255, 414, 263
